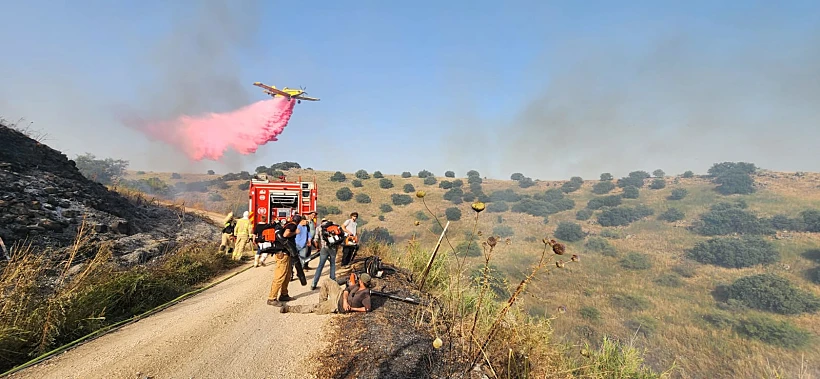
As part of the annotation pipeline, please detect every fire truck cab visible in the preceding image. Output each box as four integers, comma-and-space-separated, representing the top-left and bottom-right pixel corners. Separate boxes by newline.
248, 173, 317, 225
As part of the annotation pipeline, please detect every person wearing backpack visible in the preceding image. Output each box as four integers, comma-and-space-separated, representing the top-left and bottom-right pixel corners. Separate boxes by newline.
267, 215, 302, 306
218, 212, 235, 254
252, 221, 280, 267
310, 218, 342, 290
341, 212, 359, 266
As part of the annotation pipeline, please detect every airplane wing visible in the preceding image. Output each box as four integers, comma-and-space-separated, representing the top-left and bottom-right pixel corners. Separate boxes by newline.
294, 94, 320, 101
253, 82, 291, 98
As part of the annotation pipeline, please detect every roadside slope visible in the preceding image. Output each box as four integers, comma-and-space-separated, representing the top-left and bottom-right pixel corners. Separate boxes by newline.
8, 262, 334, 379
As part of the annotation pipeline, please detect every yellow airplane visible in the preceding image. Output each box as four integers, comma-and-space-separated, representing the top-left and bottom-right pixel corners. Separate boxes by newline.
253, 82, 320, 103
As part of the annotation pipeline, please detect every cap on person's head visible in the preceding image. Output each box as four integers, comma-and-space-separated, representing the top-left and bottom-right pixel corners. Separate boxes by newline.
358, 273, 371, 285
292, 214, 303, 223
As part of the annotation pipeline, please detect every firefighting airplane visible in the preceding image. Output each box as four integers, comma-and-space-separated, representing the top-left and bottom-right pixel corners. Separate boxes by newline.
253, 82, 320, 103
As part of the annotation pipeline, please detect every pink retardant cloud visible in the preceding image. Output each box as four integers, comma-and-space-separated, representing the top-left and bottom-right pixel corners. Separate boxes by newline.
125, 98, 296, 161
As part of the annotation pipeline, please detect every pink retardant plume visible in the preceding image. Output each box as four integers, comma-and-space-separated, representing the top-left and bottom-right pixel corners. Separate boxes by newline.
125, 98, 296, 161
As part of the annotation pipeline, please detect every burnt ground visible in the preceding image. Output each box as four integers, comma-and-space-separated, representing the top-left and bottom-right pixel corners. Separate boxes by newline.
314, 251, 462, 379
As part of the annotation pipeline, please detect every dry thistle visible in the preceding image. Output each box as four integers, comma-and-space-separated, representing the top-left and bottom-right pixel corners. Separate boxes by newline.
433, 337, 443, 349
487, 236, 497, 247
556, 260, 565, 268
416, 190, 426, 198
552, 242, 566, 255
414, 221, 420, 226
477, 231, 483, 236
505, 238, 511, 245
558, 305, 567, 313
471, 201, 485, 213
571, 254, 579, 262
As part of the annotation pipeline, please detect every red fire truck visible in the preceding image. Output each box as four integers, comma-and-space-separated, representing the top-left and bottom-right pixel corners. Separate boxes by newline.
247, 173, 317, 225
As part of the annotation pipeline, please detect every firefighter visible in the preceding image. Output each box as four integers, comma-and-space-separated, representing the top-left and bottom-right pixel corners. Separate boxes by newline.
219, 212, 235, 254
232, 211, 253, 261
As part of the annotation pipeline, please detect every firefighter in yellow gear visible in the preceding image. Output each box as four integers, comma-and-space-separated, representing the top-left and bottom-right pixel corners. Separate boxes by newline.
219, 212, 235, 254
232, 211, 253, 260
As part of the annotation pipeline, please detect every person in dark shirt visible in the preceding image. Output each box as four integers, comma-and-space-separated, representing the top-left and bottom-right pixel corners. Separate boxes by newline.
252, 221, 278, 268
267, 215, 301, 306
279, 273, 373, 314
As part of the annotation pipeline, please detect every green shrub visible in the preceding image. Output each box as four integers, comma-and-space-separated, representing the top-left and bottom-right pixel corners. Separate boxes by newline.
378, 215, 385, 221
654, 273, 682, 287
673, 262, 697, 277
579, 306, 601, 321
555, 221, 585, 242
359, 226, 394, 244
709, 162, 757, 195
352, 179, 363, 188
617, 171, 649, 188
576, 209, 593, 221
597, 205, 653, 227
487, 202, 509, 213
621, 186, 640, 199
330, 171, 346, 182
693, 202, 774, 236
626, 315, 659, 337
587, 195, 622, 210
592, 181, 616, 194
171, 172, 182, 179
379, 178, 394, 189
237, 182, 250, 191
682, 170, 695, 178
653, 169, 665, 178
373, 171, 384, 178
451, 179, 463, 188
600, 229, 624, 239
445, 171, 455, 178
136, 170, 146, 175
439, 180, 452, 189
585, 237, 617, 256
402, 183, 415, 193
424, 176, 437, 185
620, 253, 652, 270
658, 208, 685, 222
445, 207, 462, 221
726, 274, 820, 315
391, 194, 413, 206
208, 193, 224, 201
493, 225, 514, 238
733, 314, 811, 349
418, 170, 432, 178
336, 187, 353, 201
649, 178, 666, 189
326, 205, 342, 215
668, 188, 688, 200
355, 193, 371, 204
355, 169, 370, 179
511, 173, 524, 181
490, 189, 522, 203
802, 210, 820, 232
600, 173, 613, 181
611, 293, 651, 311
518, 177, 535, 188
380, 204, 393, 213
561, 177, 583, 193
401, 171, 411, 178
456, 241, 482, 257
687, 236, 778, 268
701, 312, 736, 329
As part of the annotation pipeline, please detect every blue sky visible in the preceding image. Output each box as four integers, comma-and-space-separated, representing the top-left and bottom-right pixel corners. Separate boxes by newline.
1, 0, 818, 180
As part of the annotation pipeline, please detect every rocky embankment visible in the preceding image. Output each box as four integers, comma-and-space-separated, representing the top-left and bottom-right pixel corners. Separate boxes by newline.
0, 123, 218, 264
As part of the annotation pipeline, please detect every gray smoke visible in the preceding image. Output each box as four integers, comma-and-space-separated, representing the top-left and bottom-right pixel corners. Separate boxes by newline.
486, 30, 820, 180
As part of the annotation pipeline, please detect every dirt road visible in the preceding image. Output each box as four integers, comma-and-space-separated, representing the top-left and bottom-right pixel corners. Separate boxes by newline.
9, 260, 338, 379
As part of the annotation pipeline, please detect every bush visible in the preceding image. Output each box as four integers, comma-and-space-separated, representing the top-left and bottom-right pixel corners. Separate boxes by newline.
378, 215, 385, 221
379, 178, 394, 189
352, 179, 363, 188
355, 193, 371, 204
456, 241, 482, 257
600, 229, 624, 239
403, 183, 415, 193
611, 293, 651, 311
418, 170, 432, 178
518, 177, 536, 188
600, 173, 613, 181
424, 176, 437, 185
585, 237, 617, 257
401, 172, 411, 178
439, 180, 452, 189
330, 171, 347, 182
802, 210, 820, 232
687, 236, 779, 269
336, 187, 353, 201
445, 171, 455, 178
734, 315, 811, 349
592, 181, 616, 195
359, 227, 394, 245
445, 207, 462, 221
561, 177, 583, 193
649, 178, 666, 189
511, 198, 558, 218
208, 193, 224, 201
576, 209, 593, 221
555, 221, 585, 242
708, 162, 757, 195
237, 182, 250, 191
493, 225, 514, 238
443, 188, 463, 202
451, 179, 463, 188
617, 171, 649, 188
171, 172, 182, 179
668, 188, 688, 200
682, 170, 695, 178
510, 173, 524, 181
653, 169, 665, 178
620, 253, 652, 270
355, 169, 370, 180
490, 189, 523, 203
726, 273, 820, 315
693, 202, 774, 236
270, 161, 301, 171
708, 162, 757, 177
326, 205, 342, 215
579, 306, 601, 321
487, 202, 509, 213
207, 170, 215, 175
597, 205, 654, 227
373, 171, 384, 178
654, 274, 682, 287
658, 208, 685, 222
380, 204, 393, 213
587, 195, 622, 210
391, 194, 413, 206
621, 186, 640, 199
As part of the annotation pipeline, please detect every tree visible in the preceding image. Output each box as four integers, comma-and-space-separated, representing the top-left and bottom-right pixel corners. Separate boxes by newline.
336, 187, 353, 201
682, 170, 695, 178
403, 183, 415, 193
493, 225, 514, 238
467, 170, 480, 178
439, 180, 453, 189
373, 171, 384, 178
418, 170, 432, 178
424, 176, 437, 185
380, 204, 393, 213
255, 165, 268, 173
352, 179, 363, 188
270, 161, 301, 171
600, 173, 613, 181
355, 193, 372, 204
658, 208, 685, 222
687, 236, 778, 268
391, 194, 413, 206
715, 170, 755, 195
708, 162, 757, 177
653, 169, 666, 178
171, 172, 182, 179
445, 207, 462, 221
207, 170, 215, 175
511, 173, 525, 181
649, 178, 666, 189
330, 171, 346, 182
518, 177, 535, 188
622, 186, 640, 199
451, 179, 463, 188
617, 171, 649, 188
668, 188, 688, 200
592, 181, 616, 195
379, 178, 394, 189
74, 153, 129, 185
401, 171, 411, 178
487, 202, 509, 213
445, 171, 455, 178
726, 274, 819, 315
355, 169, 370, 180
555, 221, 585, 242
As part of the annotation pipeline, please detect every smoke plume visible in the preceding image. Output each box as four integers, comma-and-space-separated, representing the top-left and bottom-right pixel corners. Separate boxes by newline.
124, 98, 295, 161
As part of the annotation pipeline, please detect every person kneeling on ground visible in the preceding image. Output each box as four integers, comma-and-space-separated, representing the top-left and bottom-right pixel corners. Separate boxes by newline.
280, 273, 372, 314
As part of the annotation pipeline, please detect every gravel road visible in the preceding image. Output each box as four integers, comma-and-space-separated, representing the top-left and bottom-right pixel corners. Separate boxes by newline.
9, 260, 336, 379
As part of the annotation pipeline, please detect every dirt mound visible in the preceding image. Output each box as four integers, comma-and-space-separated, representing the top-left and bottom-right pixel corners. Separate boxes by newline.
0, 122, 218, 264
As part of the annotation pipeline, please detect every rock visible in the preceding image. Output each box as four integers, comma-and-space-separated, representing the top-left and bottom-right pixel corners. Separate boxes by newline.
27, 225, 46, 232
111, 220, 131, 235
39, 219, 66, 232
44, 187, 59, 195
62, 210, 80, 218
94, 224, 109, 233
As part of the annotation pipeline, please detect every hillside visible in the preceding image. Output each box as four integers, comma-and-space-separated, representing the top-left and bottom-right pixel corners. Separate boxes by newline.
120, 164, 820, 377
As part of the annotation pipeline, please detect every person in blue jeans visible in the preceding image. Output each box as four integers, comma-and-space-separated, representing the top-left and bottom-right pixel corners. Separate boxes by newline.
295, 217, 311, 269
311, 218, 338, 290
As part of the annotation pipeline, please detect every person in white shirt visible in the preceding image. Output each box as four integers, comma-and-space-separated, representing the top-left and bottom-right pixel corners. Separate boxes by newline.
340, 212, 359, 266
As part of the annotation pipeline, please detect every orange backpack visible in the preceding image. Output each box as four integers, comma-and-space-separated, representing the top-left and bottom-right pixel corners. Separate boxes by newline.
262, 227, 279, 242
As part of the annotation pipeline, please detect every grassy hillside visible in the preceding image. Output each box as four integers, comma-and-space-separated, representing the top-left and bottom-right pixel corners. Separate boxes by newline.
120, 166, 820, 378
